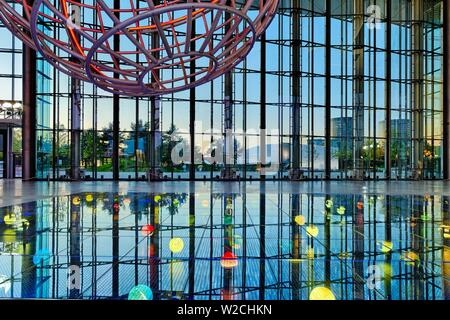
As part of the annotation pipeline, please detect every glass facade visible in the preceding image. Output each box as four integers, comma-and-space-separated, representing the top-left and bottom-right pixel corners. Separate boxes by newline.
0, 0, 447, 181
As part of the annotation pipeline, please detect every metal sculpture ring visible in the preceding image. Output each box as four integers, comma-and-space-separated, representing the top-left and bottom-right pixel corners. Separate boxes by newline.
0, 0, 279, 96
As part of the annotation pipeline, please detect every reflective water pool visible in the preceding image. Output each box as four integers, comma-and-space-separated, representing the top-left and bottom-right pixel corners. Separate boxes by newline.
0, 192, 449, 300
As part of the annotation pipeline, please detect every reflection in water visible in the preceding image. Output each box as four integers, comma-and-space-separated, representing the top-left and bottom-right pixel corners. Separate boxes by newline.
0, 191, 449, 300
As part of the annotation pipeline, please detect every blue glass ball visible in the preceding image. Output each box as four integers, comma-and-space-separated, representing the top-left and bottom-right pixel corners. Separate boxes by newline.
128, 285, 153, 300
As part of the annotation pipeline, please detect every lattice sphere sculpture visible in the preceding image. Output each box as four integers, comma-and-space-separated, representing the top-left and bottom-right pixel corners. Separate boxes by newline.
0, 0, 279, 96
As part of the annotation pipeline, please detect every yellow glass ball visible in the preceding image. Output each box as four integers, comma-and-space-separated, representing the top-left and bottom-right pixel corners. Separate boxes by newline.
72, 196, 81, 205
169, 238, 184, 253
444, 228, 450, 239
337, 206, 346, 215
3, 214, 16, 225
380, 241, 393, 253
403, 251, 419, 264
154, 195, 161, 203
85, 194, 94, 202
294, 215, 305, 226
309, 287, 336, 300
325, 200, 333, 209
306, 225, 319, 238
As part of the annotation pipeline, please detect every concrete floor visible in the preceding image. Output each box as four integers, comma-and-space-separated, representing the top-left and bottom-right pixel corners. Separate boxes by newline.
1, 179, 450, 207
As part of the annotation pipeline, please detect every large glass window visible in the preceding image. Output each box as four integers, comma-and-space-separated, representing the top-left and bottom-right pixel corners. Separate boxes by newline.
1, 0, 445, 181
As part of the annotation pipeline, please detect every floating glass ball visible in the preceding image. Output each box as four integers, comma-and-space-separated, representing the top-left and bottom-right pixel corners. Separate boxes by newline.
169, 237, 184, 253
357, 201, 364, 210
128, 284, 153, 300
402, 251, 419, 265
141, 224, 155, 236
220, 251, 238, 269
309, 287, 336, 300
379, 241, 393, 253
306, 225, 319, 238
443, 225, 450, 239
294, 215, 305, 226
72, 196, 81, 205
336, 206, 346, 215
2, 214, 16, 225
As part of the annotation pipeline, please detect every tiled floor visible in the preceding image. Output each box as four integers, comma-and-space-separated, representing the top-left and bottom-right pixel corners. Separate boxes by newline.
0, 181, 449, 300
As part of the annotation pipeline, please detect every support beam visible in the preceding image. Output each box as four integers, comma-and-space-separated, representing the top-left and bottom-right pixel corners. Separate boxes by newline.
222, 4, 236, 180
22, 0, 37, 180
223, 72, 234, 178
353, 0, 365, 180
68, 2, 82, 180
412, 0, 424, 179
189, 21, 196, 179
444, 0, 450, 179
385, 0, 392, 179
70, 76, 81, 180
290, 0, 301, 180
260, 31, 267, 180
149, 95, 161, 180
325, 0, 331, 179
149, 0, 162, 181
22, 38, 36, 180
112, 0, 120, 180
